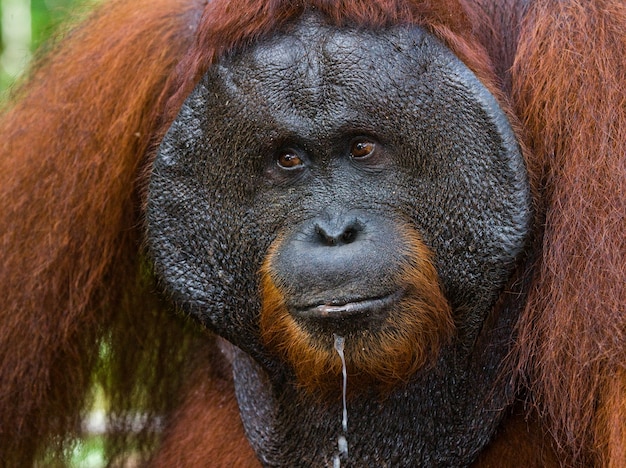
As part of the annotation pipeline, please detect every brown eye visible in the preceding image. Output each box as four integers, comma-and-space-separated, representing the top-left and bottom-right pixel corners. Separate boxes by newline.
277, 150, 303, 169
350, 140, 376, 159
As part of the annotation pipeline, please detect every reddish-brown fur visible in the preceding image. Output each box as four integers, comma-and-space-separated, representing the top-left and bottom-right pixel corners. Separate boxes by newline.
512, 2, 626, 466
150, 338, 260, 467
0, 0, 623, 466
472, 406, 560, 467
259, 229, 454, 394
0, 1, 207, 464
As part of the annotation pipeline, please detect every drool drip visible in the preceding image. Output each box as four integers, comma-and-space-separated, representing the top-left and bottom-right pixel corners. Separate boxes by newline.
333, 334, 348, 468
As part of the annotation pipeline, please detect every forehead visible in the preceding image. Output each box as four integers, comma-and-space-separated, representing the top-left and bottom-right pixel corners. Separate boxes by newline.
211, 14, 463, 123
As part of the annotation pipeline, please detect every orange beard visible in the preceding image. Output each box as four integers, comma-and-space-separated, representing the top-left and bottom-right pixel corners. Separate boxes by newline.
259, 228, 455, 395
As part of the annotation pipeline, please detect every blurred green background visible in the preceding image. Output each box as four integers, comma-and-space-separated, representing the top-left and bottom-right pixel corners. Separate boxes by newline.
0, 0, 91, 91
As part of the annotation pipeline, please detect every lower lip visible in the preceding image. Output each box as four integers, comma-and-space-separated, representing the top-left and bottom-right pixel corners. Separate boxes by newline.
296, 290, 404, 319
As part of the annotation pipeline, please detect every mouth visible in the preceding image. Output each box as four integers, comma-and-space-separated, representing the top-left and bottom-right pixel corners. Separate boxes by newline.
295, 290, 404, 320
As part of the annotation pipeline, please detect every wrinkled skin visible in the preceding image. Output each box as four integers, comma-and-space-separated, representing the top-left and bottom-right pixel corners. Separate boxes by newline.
147, 14, 531, 467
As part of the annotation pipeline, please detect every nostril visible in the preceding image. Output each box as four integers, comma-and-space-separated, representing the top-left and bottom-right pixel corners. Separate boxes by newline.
314, 219, 362, 246
315, 224, 337, 246
341, 226, 358, 244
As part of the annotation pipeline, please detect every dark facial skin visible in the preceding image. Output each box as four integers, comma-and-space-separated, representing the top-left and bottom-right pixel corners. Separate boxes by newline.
147, 13, 532, 467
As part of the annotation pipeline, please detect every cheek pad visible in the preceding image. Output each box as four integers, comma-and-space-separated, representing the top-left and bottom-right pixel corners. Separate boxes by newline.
147, 83, 266, 350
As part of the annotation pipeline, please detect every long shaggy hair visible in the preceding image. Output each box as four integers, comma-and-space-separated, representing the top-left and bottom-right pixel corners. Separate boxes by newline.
512, 2, 626, 465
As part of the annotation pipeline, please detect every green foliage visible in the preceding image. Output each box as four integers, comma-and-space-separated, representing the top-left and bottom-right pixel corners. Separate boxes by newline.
0, 0, 92, 91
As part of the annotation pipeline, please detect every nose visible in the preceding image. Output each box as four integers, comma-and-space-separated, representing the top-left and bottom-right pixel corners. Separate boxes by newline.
313, 218, 363, 246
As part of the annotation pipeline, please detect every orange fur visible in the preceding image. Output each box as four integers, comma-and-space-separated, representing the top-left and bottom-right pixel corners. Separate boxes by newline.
259, 228, 454, 395
0, 0, 206, 464
151, 339, 260, 468
595, 368, 626, 468
512, 1, 626, 465
472, 406, 560, 467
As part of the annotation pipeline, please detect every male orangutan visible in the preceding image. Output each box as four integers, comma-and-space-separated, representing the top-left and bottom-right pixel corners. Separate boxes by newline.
0, 0, 624, 466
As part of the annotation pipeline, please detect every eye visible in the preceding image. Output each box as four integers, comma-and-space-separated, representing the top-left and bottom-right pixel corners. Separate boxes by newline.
350, 139, 376, 159
277, 150, 304, 169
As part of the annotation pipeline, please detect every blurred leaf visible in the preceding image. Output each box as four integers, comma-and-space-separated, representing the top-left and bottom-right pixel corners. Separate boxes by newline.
1, 0, 93, 92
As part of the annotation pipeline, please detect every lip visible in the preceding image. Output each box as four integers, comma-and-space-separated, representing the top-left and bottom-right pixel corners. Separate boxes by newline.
296, 290, 404, 320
